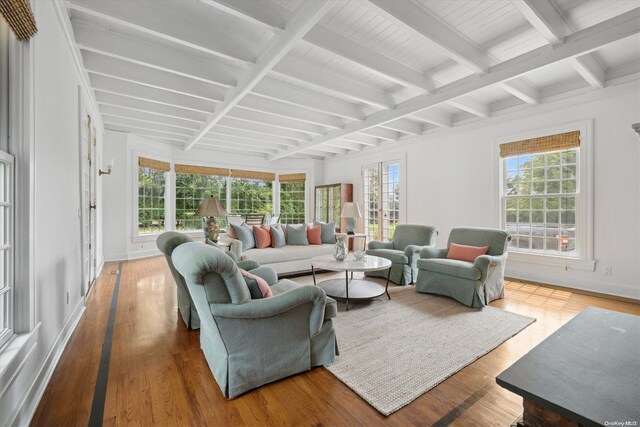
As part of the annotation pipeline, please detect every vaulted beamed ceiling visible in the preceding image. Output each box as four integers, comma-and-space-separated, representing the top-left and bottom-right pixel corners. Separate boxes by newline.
62, 0, 640, 159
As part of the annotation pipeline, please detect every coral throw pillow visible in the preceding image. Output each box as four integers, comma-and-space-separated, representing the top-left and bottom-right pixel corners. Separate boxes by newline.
307, 224, 322, 245
239, 269, 272, 298
447, 243, 489, 262
228, 225, 236, 239
253, 225, 271, 249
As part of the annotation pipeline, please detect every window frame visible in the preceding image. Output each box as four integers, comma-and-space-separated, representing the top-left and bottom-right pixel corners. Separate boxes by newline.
132, 152, 172, 240
174, 172, 227, 232
0, 150, 14, 349
278, 178, 307, 224
495, 120, 595, 270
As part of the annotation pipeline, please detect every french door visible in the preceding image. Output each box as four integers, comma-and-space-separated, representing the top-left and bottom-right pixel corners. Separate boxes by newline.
80, 112, 97, 296
362, 160, 400, 242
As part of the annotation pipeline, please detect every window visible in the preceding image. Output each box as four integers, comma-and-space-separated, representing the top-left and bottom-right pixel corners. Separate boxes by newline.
363, 161, 400, 241
175, 173, 226, 231
230, 169, 275, 218
501, 131, 580, 256
137, 157, 170, 234
279, 174, 306, 224
0, 150, 13, 349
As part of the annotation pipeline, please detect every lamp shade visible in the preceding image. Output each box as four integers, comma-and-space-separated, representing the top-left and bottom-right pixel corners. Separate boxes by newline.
195, 197, 228, 217
341, 202, 362, 219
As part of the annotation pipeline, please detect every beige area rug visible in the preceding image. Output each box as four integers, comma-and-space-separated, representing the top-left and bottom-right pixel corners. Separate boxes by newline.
325, 285, 535, 416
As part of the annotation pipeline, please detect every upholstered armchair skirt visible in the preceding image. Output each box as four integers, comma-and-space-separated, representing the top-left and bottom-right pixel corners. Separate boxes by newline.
365, 224, 438, 285
415, 227, 511, 308
171, 242, 337, 398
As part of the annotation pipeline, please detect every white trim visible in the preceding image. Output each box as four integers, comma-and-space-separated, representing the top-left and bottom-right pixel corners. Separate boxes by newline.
0, 324, 39, 399
132, 150, 173, 239
105, 249, 162, 262
494, 119, 595, 267
15, 299, 85, 427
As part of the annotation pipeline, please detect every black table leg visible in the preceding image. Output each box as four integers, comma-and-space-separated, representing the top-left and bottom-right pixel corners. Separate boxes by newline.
345, 270, 350, 311
312, 265, 317, 286
385, 267, 392, 300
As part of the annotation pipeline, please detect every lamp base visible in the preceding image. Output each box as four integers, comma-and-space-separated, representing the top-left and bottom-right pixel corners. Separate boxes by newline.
203, 217, 220, 242
346, 217, 358, 235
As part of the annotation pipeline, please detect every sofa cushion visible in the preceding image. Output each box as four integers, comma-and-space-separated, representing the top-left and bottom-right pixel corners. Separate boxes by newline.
271, 279, 337, 320
270, 224, 286, 248
314, 221, 336, 244
286, 224, 309, 246
417, 258, 481, 281
307, 224, 322, 245
241, 244, 334, 265
231, 223, 255, 251
366, 248, 408, 264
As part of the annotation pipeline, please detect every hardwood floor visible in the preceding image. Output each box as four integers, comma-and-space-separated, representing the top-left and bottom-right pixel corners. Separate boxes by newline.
31, 256, 640, 427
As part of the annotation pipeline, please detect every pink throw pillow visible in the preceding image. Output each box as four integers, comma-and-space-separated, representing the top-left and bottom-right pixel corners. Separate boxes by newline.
307, 224, 322, 245
239, 269, 272, 298
253, 225, 271, 249
228, 225, 237, 239
447, 243, 489, 262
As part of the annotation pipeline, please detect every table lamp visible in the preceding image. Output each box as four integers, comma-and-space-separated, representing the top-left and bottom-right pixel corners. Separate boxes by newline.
195, 197, 228, 242
341, 202, 362, 235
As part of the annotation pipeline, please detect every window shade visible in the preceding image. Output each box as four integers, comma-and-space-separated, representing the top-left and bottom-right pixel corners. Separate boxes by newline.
0, 0, 37, 41
500, 131, 580, 158
230, 169, 276, 181
279, 173, 306, 182
138, 157, 170, 172
175, 164, 229, 176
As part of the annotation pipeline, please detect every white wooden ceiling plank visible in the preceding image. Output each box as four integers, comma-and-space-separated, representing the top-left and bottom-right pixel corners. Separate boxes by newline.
268, 9, 640, 159
208, 127, 298, 146
273, 56, 394, 108
448, 97, 491, 118
95, 92, 207, 122
368, 0, 490, 73
200, 137, 284, 153
341, 134, 380, 146
511, 0, 571, 45
217, 117, 310, 141
380, 118, 423, 135
253, 79, 365, 120
227, 107, 326, 135
98, 105, 199, 130
358, 127, 400, 140
104, 124, 190, 142
324, 140, 365, 151
185, 1, 334, 150
240, 94, 345, 128
499, 78, 540, 104
202, 134, 290, 150
570, 54, 606, 88
198, 140, 279, 155
200, 0, 288, 31
102, 116, 194, 137
83, 52, 226, 102
67, 0, 256, 64
73, 23, 238, 87
89, 74, 216, 113
410, 109, 453, 128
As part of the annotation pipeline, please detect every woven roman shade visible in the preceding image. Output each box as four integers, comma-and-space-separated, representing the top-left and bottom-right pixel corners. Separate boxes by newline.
175, 164, 229, 176
500, 131, 580, 158
138, 157, 170, 172
279, 173, 306, 182
0, 0, 37, 41
230, 169, 276, 181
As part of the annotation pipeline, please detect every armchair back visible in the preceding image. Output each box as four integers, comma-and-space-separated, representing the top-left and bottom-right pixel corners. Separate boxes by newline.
448, 227, 511, 256
172, 242, 251, 305
392, 224, 438, 250
156, 231, 193, 290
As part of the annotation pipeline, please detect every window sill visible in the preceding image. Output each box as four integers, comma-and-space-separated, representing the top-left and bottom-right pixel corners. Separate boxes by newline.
507, 251, 596, 272
0, 324, 40, 398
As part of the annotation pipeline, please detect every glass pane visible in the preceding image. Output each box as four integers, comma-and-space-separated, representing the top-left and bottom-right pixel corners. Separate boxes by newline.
546, 153, 560, 166
562, 180, 576, 193
545, 211, 559, 224
562, 150, 577, 164
546, 197, 560, 210
138, 167, 167, 234
546, 181, 560, 194
506, 210, 517, 222
547, 167, 560, 180
546, 237, 559, 252
531, 210, 544, 223
280, 181, 306, 224
518, 210, 530, 222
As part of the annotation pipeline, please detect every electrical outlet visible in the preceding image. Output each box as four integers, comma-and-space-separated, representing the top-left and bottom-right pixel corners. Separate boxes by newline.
604, 266, 613, 276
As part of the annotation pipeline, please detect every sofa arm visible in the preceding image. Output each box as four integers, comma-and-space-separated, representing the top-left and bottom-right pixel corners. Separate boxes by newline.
219, 233, 242, 259
210, 285, 327, 335
420, 247, 448, 259
237, 260, 259, 271
368, 240, 394, 250
247, 265, 278, 286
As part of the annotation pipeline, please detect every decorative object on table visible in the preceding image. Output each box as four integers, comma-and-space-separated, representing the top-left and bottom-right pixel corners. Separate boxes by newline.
333, 233, 348, 261
195, 197, 228, 242
341, 202, 362, 235
327, 287, 535, 416
353, 249, 365, 261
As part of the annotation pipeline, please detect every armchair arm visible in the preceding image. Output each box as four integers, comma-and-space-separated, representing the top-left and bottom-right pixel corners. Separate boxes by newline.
246, 265, 278, 286
237, 260, 259, 271
210, 285, 327, 335
404, 244, 429, 266
368, 240, 394, 250
474, 253, 508, 282
420, 247, 448, 259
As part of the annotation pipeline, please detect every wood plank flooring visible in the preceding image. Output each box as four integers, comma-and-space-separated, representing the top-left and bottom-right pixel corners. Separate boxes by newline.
31, 256, 640, 426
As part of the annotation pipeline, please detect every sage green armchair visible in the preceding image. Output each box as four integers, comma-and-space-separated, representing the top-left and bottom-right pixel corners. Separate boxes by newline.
415, 227, 511, 308
365, 224, 438, 285
171, 242, 337, 398
156, 231, 269, 330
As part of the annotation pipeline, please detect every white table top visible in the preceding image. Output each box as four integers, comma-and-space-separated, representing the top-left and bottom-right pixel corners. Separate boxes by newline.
310, 254, 391, 272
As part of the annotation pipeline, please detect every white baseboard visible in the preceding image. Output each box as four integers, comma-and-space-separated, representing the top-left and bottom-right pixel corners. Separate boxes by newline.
104, 248, 161, 262
11, 298, 86, 426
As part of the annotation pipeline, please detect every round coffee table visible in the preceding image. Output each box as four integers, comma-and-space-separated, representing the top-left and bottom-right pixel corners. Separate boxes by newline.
310, 254, 392, 311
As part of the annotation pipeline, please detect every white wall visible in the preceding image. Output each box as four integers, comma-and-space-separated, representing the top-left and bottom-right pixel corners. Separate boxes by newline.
0, 1, 104, 425
323, 85, 640, 300
102, 132, 319, 260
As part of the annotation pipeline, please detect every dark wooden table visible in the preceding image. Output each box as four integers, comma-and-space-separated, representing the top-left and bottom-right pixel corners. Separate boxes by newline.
497, 307, 640, 427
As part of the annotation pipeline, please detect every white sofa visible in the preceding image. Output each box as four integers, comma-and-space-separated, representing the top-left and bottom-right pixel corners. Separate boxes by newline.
219, 232, 335, 275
